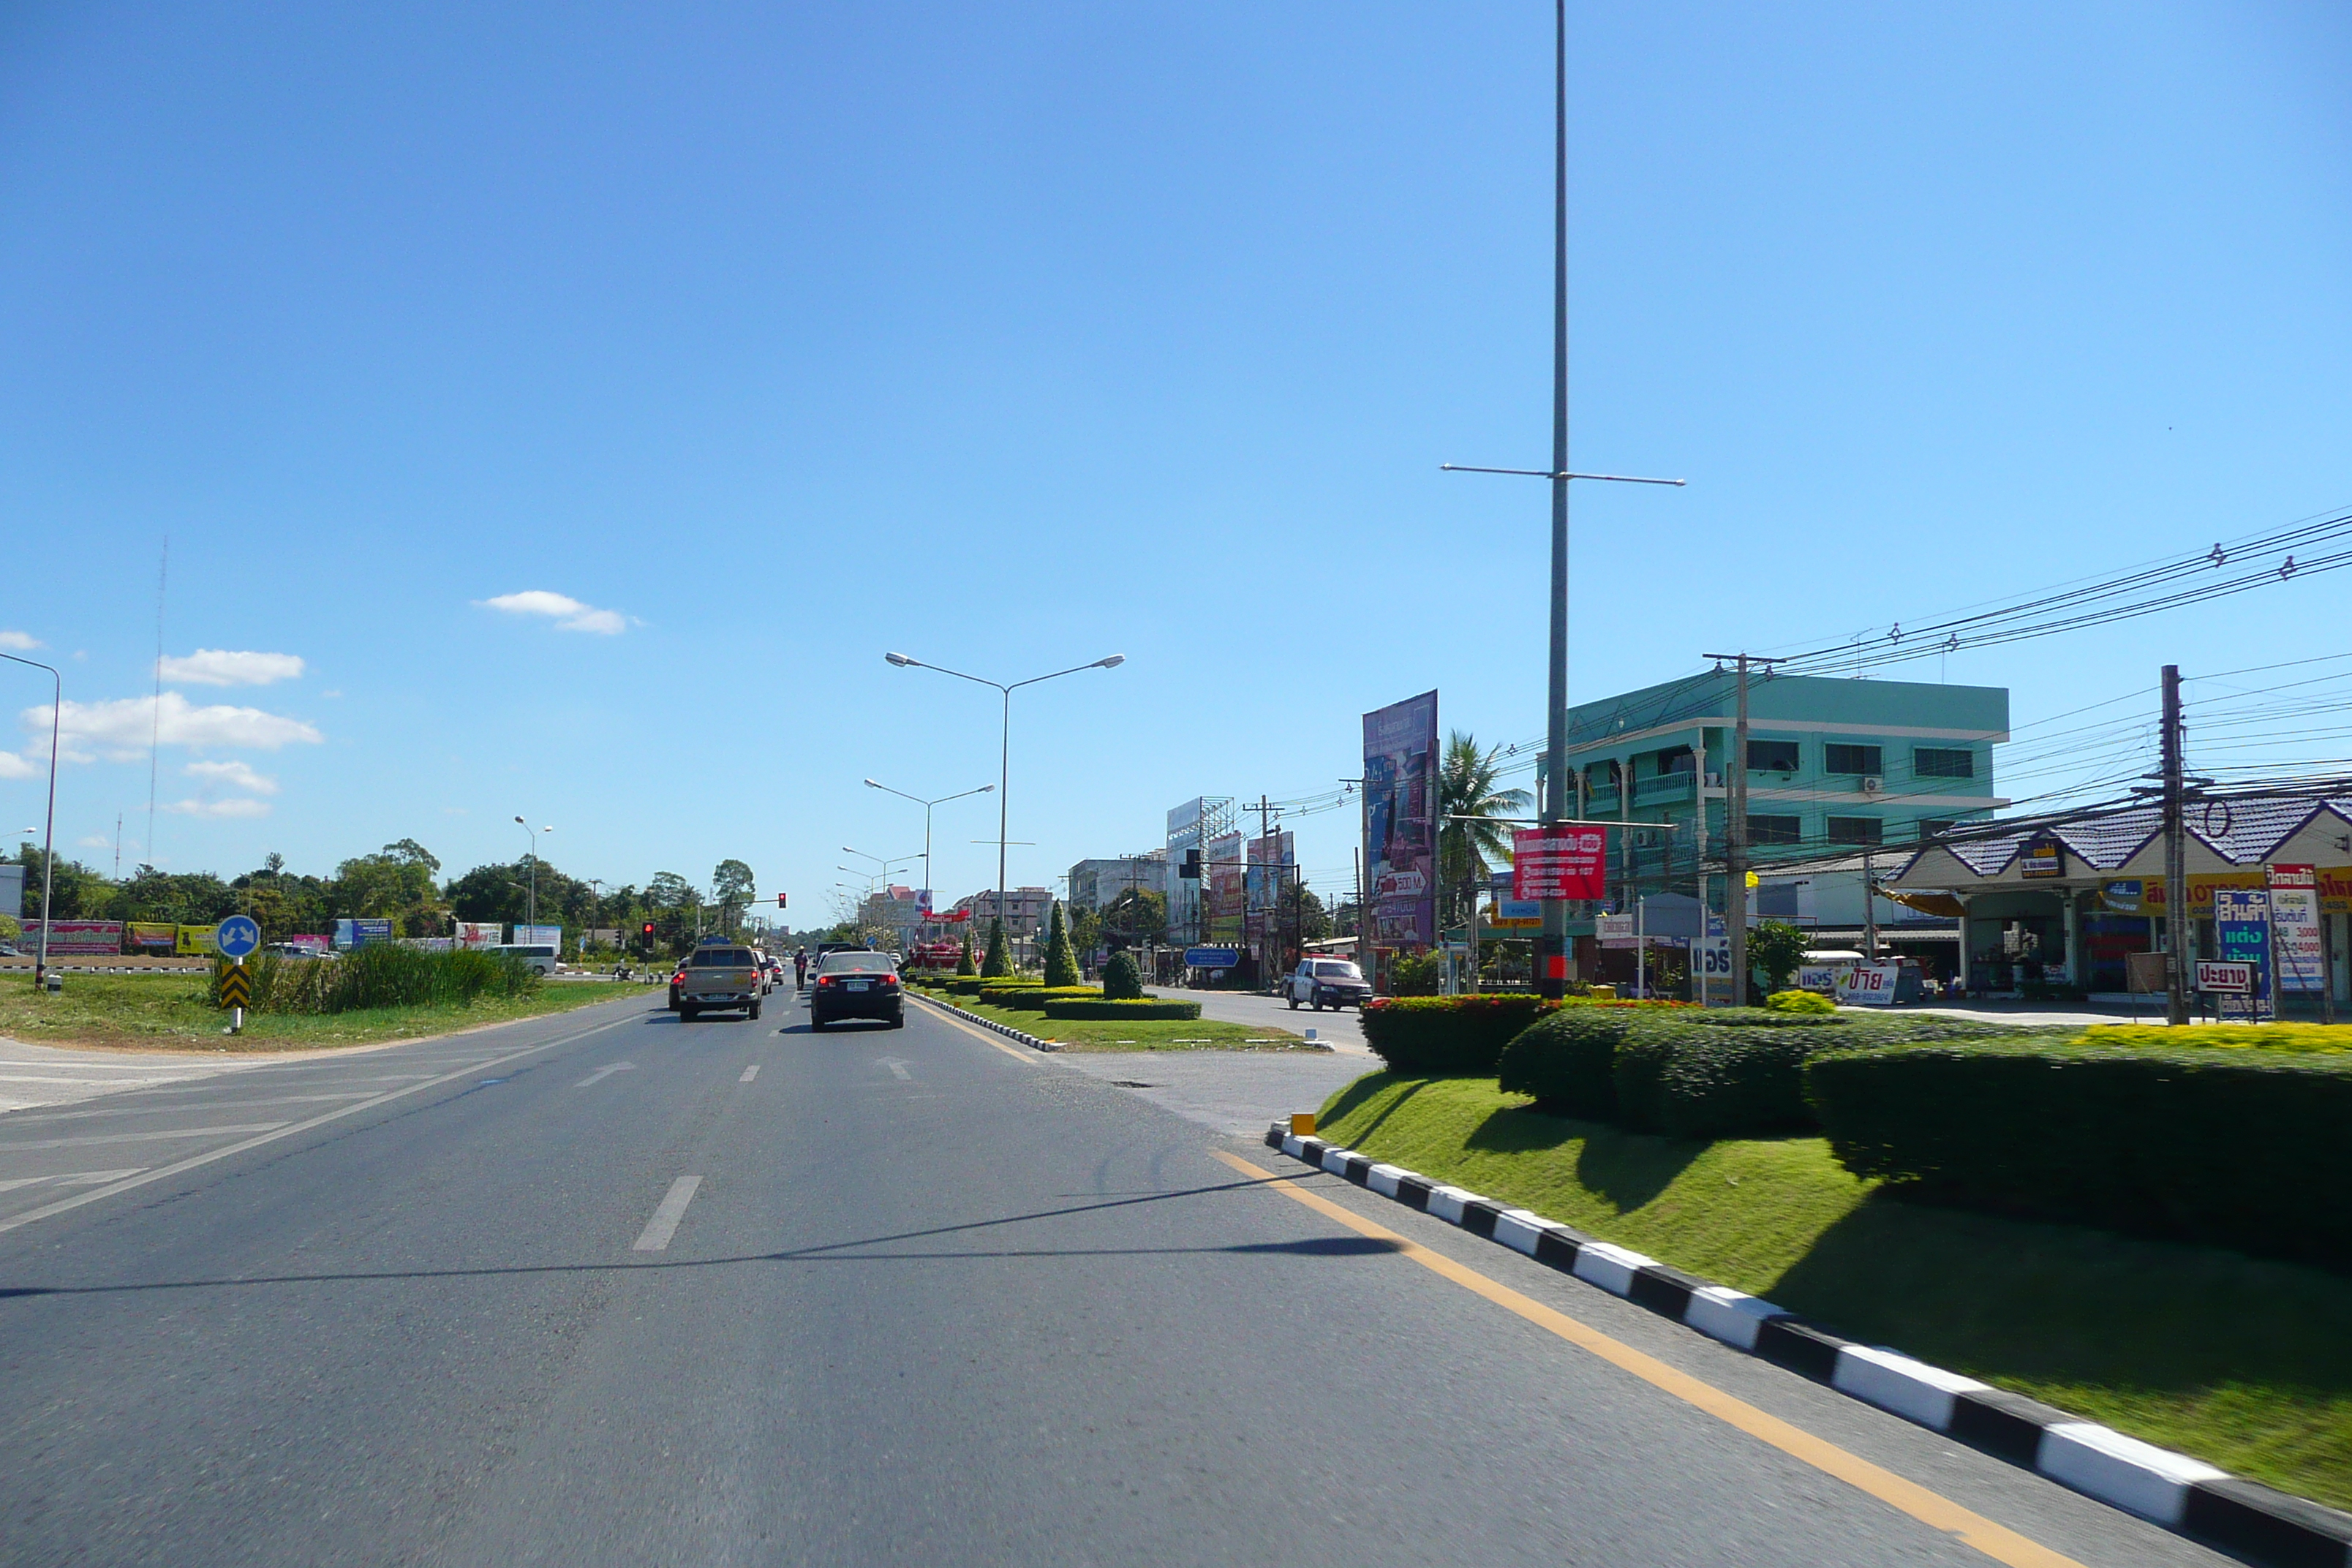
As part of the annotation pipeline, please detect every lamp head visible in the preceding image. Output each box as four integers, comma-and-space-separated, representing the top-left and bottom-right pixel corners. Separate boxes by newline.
514, 815, 525, 825
884, 652, 914, 668
864, 778, 880, 788
979, 784, 996, 793
1095, 654, 1126, 668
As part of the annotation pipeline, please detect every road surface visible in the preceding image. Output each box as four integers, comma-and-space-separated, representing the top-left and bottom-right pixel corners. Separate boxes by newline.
0, 985, 2231, 1566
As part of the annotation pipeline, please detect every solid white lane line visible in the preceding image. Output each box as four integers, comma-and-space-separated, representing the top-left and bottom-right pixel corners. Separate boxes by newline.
0, 1169, 148, 1193
632, 1175, 702, 1251
574, 1061, 638, 1088
9, 1093, 378, 1122
739, 1065, 759, 1082
0, 1123, 290, 1151
0, 1009, 642, 1236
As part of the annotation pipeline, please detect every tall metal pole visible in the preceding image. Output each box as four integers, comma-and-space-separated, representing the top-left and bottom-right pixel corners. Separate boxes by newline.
1727, 657, 1751, 1004
1538, 0, 1572, 1001
2161, 664, 2190, 1025
996, 687, 1010, 934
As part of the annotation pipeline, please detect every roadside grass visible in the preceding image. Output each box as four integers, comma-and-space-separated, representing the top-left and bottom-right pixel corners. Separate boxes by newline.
921, 993, 1308, 1052
1316, 1071, 2352, 1511
0, 970, 650, 1052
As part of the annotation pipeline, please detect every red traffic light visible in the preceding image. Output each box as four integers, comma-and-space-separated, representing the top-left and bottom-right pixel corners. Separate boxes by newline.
776, 894, 787, 908
641, 922, 655, 936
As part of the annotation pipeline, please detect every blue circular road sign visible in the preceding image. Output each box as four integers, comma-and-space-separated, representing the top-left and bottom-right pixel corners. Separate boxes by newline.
215, 914, 262, 960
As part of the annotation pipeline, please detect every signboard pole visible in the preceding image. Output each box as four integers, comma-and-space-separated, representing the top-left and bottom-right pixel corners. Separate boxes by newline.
2160, 665, 2190, 1025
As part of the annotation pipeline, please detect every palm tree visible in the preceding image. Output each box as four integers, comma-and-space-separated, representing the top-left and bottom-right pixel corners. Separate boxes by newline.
1438, 731, 1533, 990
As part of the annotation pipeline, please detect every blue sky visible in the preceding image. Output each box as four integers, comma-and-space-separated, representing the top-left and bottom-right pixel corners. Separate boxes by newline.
3, 1, 2348, 919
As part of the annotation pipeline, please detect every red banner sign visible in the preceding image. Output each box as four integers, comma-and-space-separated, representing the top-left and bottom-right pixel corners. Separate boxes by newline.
1512, 826, 1607, 901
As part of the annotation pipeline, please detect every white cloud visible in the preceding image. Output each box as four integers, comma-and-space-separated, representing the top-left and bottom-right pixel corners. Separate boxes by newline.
0, 630, 41, 651
186, 759, 279, 796
478, 589, 628, 635
78, 834, 110, 848
163, 796, 273, 819
157, 649, 306, 687
24, 693, 323, 764
0, 751, 34, 780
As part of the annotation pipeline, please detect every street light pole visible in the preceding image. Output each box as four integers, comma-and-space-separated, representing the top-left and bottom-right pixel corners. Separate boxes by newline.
2, 652, 61, 986
885, 651, 1124, 944
864, 779, 995, 929
513, 817, 551, 930
1439, 0, 1681, 1000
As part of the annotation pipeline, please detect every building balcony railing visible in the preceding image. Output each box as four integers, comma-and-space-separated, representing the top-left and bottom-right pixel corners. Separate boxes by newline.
1634, 773, 1694, 806
1583, 788, 1620, 814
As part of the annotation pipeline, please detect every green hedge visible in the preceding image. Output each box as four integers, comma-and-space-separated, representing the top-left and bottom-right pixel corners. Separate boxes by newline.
981, 984, 1100, 1011
946, 976, 987, 995
1496, 1007, 1640, 1117
1806, 1042, 2352, 1265
1361, 995, 1562, 1075
1040, 999, 1202, 1021
1101, 951, 1145, 1000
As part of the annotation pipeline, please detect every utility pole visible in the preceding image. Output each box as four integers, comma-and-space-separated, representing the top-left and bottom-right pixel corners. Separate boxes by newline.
1703, 654, 1779, 1007
2161, 664, 2190, 1025
1253, 794, 1275, 992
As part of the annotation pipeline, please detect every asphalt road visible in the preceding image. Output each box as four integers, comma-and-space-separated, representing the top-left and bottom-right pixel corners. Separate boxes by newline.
0, 985, 2233, 1567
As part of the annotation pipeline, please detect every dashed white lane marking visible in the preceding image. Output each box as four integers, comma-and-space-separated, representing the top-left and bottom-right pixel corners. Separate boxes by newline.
739, 1065, 760, 1082
632, 1175, 703, 1251
574, 1062, 638, 1088
0, 1123, 289, 1151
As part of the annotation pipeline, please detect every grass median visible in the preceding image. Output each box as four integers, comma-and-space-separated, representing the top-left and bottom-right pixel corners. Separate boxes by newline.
917, 990, 1309, 1052
1, 970, 652, 1052
1316, 1070, 2352, 1511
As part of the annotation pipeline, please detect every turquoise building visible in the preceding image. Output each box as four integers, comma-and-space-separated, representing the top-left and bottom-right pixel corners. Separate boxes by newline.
1550, 670, 2008, 973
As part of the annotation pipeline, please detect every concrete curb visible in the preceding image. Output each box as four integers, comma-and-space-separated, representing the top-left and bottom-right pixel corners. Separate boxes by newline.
912, 992, 1063, 1052
1266, 1120, 2352, 1568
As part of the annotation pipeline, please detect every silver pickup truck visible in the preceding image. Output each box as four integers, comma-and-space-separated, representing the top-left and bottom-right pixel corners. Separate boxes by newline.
679, 943, 763, 1021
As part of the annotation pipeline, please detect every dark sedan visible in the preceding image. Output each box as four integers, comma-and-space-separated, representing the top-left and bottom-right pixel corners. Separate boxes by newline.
808, 951, 903, 1030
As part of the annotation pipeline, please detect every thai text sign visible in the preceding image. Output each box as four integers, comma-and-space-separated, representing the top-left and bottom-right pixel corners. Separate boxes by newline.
2267, 864, 2324, 993
126, 921, 178, 951
1836, 962, 1902, 1006
2211, 889, 2271, 1004
23, 920, 123, 954
453, 921, 502, 951
2195, 961, 2253, 993
1513, 825, 1606, 900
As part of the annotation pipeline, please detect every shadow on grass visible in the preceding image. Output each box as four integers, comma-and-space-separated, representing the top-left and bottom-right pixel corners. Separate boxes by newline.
1460, 1101, 1708, 1213
1317, 1071, 1430, 1144
1767, 1191, 2352, 1410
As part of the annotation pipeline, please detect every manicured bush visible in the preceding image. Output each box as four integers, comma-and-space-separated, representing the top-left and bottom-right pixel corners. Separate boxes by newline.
1362, 995, 1560, 1075
981, 919, 1010, 979
982, 984, 1098, 1012
1766, 988, 1836, 1015
1614, 1011, 2017, 1137
946, 976, 986, 996
1040, 998, 1201, 1021
1043, 901, 1081, 988
1805, 1041, 2352, 1266
1101, 951, 1144, 1000
954, 931, 976, 977
1387, 951, 1441, 996
1496, 1006, 1640, 1117
2075, 1022, 2352, 1055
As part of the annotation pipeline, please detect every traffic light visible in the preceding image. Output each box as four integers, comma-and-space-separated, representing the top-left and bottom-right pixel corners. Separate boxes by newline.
640, 921, 655, 946
776, 893, 787, 908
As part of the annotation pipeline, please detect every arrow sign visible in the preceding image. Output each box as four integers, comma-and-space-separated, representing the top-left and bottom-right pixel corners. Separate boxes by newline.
877, 1058, 912, 1080
574, 1061, 638, 1088
214, 915, 261, 961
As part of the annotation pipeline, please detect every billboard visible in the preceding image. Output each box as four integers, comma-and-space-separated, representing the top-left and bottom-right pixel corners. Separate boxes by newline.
126, 921, 178, 951
175, 924, 219, 957
454, 921, 502, 951
1363, 691, 1438, 949
513, 924, 562, 949
1205, 832, 1245, 941
23, 920, 123, 954
1245, 830, 1294, 915
2211, 887, 2271, 1014
333, 918, 395, 949
2268, 865, 2324, 993
1514, 824, 1607, 900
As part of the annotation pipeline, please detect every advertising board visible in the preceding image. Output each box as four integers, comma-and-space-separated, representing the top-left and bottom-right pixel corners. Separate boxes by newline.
2210, 888, 2271, 1017
1205, 833, 1245, 942
1513, 825, 1606, 901
2195, 960, 2253, 993
1245, 831, 1294, 916
126, 921, 178, 951
513, 924, 562, 949
1184, 946, 1240, 970
22, 919, 123, 954
1836, 962, 1902, 1006
1795, 963, 1845, 993
2018, 838, 2064, 879
174, 924, 219, 957
1363, 691, 1438, 949
333, 918, 395, 950
2266, 864, 2324, 993
453, 921, 503, 951
279, 935, 332, 957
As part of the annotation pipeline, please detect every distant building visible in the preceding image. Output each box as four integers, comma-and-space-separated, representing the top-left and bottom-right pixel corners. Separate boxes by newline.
1067, 853, 1167, 912
858, 885, 927, 949
948, 886, 1053, 936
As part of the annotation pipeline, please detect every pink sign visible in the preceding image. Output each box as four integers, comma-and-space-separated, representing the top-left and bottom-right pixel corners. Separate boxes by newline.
1513, 826, 1607, 901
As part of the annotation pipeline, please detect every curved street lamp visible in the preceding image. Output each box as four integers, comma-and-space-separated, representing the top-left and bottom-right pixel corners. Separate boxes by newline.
863, 780, 992, 927
883, 652, 1123, 932
513, 818, 552, 928
1, 652, 61, 984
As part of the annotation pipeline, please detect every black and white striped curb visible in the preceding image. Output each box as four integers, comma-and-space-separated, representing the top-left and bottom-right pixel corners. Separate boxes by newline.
1267, 1120, 2352, 1568
912, 992, 1063, 1052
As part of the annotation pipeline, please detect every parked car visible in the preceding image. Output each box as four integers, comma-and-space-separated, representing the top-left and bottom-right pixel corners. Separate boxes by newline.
677, 941, 763, 1022
808, 949, 902, 1030
1284, 957, 1371, 1010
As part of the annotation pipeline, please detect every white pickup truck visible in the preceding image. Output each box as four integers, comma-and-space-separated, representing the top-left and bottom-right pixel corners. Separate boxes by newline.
1284, 957, 1371, 1010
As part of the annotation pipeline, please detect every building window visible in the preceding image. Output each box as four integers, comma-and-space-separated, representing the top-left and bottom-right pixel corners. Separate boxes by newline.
1825, 743, 1882, 776
1915, 747, 1974, 779
1746, 739, 1800, 773
1826, 816, 1884, 846
1748, 814, 1801, 845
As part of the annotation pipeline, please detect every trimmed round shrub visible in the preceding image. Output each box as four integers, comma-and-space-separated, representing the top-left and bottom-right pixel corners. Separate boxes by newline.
1360, 995, 1560, 1076
979, 982, 1078, 1011
1496, 1006, 1640, 1118
1765, 988, 1837, 1015
1040, 998, 1201, 1022
1101, 951, 1145, 1000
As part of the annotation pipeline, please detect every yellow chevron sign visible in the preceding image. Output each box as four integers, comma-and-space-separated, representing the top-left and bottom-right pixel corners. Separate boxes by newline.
218, 965, 252, 1010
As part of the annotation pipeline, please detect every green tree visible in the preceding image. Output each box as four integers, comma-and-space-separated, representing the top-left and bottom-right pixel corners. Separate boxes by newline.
1290, 886, 1331, 942
711, 859, 755, 932
1102, 886, 1166, 948
1068, 902, 1103, 959
981, 917, 1010, 978
1042, 900, 1080, 987
1749, 920, 1812, 994
1438, 731, 1532, 992
954, 929, 976, 976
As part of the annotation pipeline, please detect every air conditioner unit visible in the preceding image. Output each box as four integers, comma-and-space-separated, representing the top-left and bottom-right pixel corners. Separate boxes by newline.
1861, 776, 1884, 794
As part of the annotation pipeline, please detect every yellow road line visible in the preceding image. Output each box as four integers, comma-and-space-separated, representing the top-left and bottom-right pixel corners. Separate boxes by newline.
1210, 1148, 2084, 1568
913, 997, 1041, 1064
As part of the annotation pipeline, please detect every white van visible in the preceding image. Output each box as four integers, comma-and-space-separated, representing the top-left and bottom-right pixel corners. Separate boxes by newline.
494, 943, 559, 976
